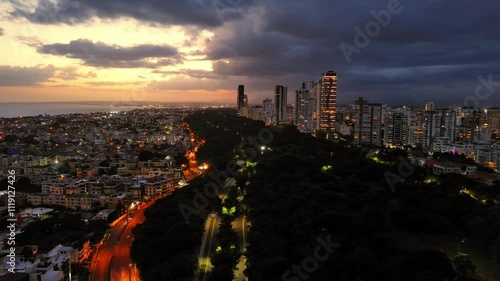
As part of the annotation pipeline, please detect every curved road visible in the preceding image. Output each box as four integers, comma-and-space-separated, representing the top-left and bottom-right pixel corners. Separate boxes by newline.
90, 202, 153, 281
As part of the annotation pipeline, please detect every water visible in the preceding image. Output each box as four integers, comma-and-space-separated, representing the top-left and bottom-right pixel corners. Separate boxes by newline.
0, 103, 146, 118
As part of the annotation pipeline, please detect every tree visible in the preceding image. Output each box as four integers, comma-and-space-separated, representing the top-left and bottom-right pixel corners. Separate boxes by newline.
58, 163, 71, 174
115, 202, 124, 215
87, 220, 108, 234
107, 166, 117, 175
3, 134, 17, 142
20, 246, 33, 259
107, 211, 118, 223
25, 134, 39, 145
138, 151, 155, 161
452, 253, 476, 277
492, 235, 500, 264
398, 250, 455, 281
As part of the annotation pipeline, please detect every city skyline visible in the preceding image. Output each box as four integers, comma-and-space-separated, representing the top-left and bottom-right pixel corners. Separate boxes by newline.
0, 0, 499, 105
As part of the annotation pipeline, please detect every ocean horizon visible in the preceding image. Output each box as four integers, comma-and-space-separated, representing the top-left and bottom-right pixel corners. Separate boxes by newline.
0, 102, 146, 118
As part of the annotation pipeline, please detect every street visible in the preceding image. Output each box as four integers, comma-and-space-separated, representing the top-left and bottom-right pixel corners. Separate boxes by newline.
195, 177, 249, 281
89, 202, 153, 281
232, 215, 248, 281
197, 213, 220, 281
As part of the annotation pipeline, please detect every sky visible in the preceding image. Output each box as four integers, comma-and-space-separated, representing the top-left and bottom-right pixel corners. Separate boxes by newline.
0, 0, 499, 106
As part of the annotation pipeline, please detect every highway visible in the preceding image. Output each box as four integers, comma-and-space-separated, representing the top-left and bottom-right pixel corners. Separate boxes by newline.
109, 207, 144, 281
195, 177, 250, 281
197, 213, 220, 281
89, 202, 153, 281
233, 215, 248, 281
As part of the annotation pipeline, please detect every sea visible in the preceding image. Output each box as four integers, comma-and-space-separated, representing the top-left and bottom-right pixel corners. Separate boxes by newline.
0, 103, 148, 118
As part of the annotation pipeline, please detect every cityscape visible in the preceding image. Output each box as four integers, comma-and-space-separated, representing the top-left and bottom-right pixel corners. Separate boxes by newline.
1, 1, 500, 281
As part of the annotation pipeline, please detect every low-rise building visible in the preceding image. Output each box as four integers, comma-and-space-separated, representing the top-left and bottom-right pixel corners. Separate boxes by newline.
432, 162, 477, 175
468, 171, 500, 186
26, 193, 130, 211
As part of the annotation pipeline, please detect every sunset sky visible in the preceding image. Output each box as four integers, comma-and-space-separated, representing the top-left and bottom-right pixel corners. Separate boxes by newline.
0, 0, 499, 106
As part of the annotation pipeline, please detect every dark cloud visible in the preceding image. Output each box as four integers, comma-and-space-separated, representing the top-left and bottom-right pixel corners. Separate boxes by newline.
152, 69, 225, 80
0, 28, 4, 36
9, 0, 257, 27
0, 65, 55, 87
8, 0, 500, 105
38, 39, 181, 68
200, 0, 500, 105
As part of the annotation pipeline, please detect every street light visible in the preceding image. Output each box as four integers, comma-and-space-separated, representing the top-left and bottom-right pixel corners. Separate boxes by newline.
456, 237, 466, 253
129, 263, 132, 281
198, 163, 208, 178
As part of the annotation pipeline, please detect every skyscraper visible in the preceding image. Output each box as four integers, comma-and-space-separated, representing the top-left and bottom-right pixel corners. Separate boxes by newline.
384, 113, 409, 147
274, 85, 287, 124
295, 80, 314, 133
237, 85, 245, 112
315, 70, 337, 135
423, 109, 457, 149
354, 97, 382, 146
263, 98, 273, 125
458, 107, 480, 142
487, 108, 500, 139
478, 113, 492, 143
424, 102, 435, 112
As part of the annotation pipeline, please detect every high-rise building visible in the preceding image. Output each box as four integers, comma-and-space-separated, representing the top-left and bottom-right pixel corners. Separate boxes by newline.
424, 102, 435, 112
295, 80, 315, 133
354, 97, 382, 146
409, 126, 426, 147
458, 107, 480, 142
478, 113, 492, 143
442, 109, 458, 141
423, 109, 457, 149
384, 113, 409, 147
487, 108, 500, 139
315, 70, 337, 135
274, 85, 288, 124
237, 85, 245, 112
249, 106, 263, 121
261, 98, 274, 125
263, 98, 273, 115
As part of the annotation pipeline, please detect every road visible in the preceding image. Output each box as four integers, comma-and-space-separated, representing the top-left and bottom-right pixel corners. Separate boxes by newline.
109, 207, 144, 281
89, 202, 153, 281
195, 177, 249, 281
197, 213, 220, 281
232, 215, 248, 281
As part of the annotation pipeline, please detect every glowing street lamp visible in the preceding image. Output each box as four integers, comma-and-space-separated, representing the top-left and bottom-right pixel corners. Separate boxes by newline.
129, 263, 132, 281
456, 237, 466, 253
198, 163, 208, 178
